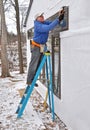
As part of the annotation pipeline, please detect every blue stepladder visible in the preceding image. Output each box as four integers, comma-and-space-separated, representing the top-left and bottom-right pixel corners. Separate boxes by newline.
16, 51, 55, 121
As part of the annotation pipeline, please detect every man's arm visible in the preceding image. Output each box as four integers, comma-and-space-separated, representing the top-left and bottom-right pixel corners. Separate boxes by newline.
44, 21, 52, 25
36, 19, 59, 33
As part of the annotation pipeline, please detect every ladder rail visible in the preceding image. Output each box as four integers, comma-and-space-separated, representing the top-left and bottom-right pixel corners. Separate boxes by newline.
17, 55, 47, 117
48, 55, 55, 120
45, 57, 51, 111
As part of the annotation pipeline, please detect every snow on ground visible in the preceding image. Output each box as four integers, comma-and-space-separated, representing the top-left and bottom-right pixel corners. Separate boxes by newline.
0, 71, 68, 130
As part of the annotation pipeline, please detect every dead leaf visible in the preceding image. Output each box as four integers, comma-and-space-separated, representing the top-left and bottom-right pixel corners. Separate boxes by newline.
18, 88, 25, 97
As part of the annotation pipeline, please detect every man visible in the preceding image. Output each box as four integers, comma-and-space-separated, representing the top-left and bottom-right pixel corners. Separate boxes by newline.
27, 10, 64, 86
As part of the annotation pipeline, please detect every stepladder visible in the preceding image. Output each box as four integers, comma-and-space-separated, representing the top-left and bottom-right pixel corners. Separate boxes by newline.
16, 51, 55, 121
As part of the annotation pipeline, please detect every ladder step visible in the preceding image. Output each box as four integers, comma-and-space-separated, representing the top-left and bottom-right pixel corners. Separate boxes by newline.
16, 106, 20, 113
24, 85, 30, 94
16, 96, 25, 114
16, 104, 22, 113
24, 94, 27, 97
20, 95, 25, 104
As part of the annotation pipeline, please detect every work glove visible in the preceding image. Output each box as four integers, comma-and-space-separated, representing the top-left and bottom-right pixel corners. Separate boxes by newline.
59, 14, 64, 21
58, 8, 65, 21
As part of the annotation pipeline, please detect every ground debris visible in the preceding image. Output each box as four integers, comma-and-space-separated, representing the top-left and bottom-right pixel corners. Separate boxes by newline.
0, 72, 68, 130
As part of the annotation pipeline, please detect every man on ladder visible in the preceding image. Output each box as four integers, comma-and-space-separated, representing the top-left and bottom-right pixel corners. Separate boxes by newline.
16, 9, 65, 120
27, 9, 65, 86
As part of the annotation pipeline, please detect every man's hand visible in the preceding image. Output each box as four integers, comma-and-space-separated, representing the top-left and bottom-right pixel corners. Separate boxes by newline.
59, 8, 65, 21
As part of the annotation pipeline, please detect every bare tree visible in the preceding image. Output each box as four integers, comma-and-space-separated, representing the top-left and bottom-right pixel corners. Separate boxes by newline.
0, 0, 10, 77
14, 0, 24, 73
4, 0, 24, 73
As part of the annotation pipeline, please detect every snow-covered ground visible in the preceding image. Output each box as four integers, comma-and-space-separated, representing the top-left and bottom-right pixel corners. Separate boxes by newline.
0, 71, 68, 130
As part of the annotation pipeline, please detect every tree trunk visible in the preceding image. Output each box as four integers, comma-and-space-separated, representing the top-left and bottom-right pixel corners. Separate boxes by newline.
0, 0, 10, 77
14, 0, 24, 73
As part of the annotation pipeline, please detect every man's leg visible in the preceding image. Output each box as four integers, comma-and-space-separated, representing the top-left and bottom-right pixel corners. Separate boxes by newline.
34, 53, 43, 87
27, 46, 42, 85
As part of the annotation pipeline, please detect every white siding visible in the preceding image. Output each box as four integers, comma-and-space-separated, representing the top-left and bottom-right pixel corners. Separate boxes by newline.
26, 0, 90, 130
60, 31, 90, 130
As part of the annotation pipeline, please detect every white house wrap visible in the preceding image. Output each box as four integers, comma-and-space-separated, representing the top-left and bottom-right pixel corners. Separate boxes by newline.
25, 0, 90, 130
